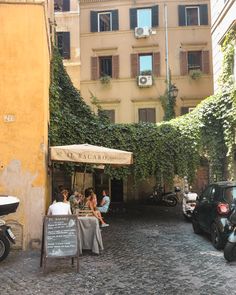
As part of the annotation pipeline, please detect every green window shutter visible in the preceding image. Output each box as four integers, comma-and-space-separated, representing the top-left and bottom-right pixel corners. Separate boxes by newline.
199, 5, 208, 25
112, 10, 119, 31
152, 5, 159, 27
147, 108, 156, 123
178, 5, 186, 26
62, 0, 70, 12
90, 11, 98, 32
180, 51, 188, 75
63, 32, 70, 59
130, 54, 138, 78
130, 8, 137, 29
91, 57, 99, 80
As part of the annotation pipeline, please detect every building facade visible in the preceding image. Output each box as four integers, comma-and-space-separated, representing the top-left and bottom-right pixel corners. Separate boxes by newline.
79, 0, 213, 124
0, 0, 52, 249
54, 0, 81, 89
210, 0, 236, 92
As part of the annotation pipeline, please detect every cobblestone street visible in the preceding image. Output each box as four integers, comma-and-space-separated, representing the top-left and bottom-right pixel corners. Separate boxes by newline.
1, 205, 236, 295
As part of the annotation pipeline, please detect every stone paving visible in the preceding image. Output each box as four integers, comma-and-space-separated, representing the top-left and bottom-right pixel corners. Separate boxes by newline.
1, 204, 236, 295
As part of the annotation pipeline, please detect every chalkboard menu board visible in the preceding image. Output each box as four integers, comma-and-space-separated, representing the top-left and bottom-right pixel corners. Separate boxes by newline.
41, 215, 79, 272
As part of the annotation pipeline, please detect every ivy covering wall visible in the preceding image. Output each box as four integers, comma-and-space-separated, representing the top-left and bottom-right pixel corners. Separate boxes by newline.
49, 31, 236, 185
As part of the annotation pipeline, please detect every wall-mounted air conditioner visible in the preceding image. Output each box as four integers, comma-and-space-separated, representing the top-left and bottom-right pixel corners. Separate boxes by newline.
135, 26, 151, 38
138, 75, 153, 87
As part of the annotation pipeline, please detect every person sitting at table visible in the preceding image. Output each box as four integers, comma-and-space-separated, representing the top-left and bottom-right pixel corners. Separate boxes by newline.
47, 193, 72, 215
97, 189, 110, 214
61, 189, 70, 203
84, 190, 109, 227
69, 190, 84, 214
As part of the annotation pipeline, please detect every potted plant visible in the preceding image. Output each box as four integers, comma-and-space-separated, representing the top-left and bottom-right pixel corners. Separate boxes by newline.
100, 75, 111, 85
189, 69, 203, 80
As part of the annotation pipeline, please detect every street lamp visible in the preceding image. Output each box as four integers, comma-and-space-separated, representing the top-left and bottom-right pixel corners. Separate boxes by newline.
169, 84, 178, 100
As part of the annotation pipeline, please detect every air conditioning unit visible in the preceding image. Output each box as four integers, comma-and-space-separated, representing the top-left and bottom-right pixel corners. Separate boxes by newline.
138, 75, 153, 87
135, 26, 151, 38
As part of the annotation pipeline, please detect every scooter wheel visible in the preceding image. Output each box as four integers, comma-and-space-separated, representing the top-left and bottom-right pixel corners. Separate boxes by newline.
166, 196, 177, 207
0, 235, 10, 262
224, 242, 236, 262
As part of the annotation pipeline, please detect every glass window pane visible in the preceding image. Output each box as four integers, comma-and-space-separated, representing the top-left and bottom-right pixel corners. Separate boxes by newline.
137, 9, 152, 28
186, 7, 199, 26
139, 55, 152, 75
188, 51, 202, 71
99, 13, 111, 31
99, 56, 112, 77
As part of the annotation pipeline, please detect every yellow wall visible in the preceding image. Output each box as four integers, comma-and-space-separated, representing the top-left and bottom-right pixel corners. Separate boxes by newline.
80, 0, 213, 123
0, 3, 50, 248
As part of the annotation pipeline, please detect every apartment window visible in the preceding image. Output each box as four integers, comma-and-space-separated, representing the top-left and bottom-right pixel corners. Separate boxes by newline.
188, 51, 202, 72
130, 5, 159, 29
131, 52, 160, 78
54, 0, 70, 12
181, 107, 195, 115
139, 54, 152, 75
186, 7, 199, 26
180, 51, 210, 75
100, 110, 115, 123
178, 5, 208, 26
98, 12, 112, 32
56, 32, 70, 59
137, 8, 152, 28
139, 108, 156, 123
91, 10, 119, 32
99, 56, 112, 77
91, 55, 119, 80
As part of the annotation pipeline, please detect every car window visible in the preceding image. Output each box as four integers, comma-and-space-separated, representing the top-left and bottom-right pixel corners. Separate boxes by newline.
224, 186, 236, 204
201, 185, 212, 200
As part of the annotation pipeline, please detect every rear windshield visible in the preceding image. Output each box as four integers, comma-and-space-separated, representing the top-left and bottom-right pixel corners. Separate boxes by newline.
223, 186, 236, 204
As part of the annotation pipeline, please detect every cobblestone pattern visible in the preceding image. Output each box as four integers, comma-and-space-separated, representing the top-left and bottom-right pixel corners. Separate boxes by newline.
1, 205, 236, 295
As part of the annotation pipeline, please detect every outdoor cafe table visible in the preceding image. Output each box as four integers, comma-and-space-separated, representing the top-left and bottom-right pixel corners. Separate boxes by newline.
77, 216, 104, 255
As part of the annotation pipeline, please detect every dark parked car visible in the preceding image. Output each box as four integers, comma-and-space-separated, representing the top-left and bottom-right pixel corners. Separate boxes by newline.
192, 181, 236, 249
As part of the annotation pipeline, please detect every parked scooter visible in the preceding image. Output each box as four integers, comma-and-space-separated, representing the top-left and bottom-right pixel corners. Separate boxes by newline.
146, 185, 180, 207
224, 205, 236, 262
182, 188, 198, 220
0, 195, 20, 262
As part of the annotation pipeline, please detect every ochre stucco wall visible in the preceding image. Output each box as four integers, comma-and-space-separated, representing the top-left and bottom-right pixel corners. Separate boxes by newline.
0, 3, 50, 248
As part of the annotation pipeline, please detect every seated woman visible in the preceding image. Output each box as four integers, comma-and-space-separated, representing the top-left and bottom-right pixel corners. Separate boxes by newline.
85, 190, 109, 227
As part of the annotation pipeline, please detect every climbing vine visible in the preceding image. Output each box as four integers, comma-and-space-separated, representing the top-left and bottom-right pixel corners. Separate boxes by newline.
49, 30, 236, 185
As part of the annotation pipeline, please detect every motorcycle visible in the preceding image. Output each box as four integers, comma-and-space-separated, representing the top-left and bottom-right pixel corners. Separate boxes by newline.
146, 185, 180, 207
0, 195, 20, 262
182, 190, 198, 220
223, 204, 236, 262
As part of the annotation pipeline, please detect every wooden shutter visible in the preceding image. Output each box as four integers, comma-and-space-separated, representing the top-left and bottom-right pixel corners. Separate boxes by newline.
153, 52, 160, 76
63, 32, 70, 59
130, 8, 137, 29
202, 51, 210, 74
112, 10, 119, 31
139, 108, 156, 123
147, 108, 156, 123
62, 0, 70, 12
200, 5, 208, 25
90, 11, 98, 32
91, 57, 99, 80
180, 51, 188, 75
112, 55, 119, 79
181, 107, 189, 115
178, 5, 186, 26
152, 5, 159, 27
130, 54, 138, 78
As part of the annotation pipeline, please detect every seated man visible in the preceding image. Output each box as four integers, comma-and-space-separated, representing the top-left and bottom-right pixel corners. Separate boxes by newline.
47, 193, 72, 215
69, 190, 84, 214
97, 189, 110, 214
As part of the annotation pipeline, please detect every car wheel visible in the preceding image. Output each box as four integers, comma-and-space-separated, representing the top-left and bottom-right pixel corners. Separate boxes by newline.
192, 219, 203, 234
210, 223, 225, 250
224, 242, 236, 262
